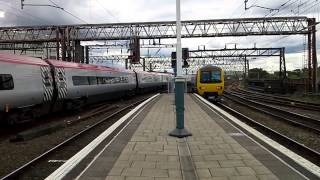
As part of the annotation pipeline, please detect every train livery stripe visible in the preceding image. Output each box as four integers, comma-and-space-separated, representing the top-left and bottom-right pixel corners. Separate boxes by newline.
40, 66, 54, 102
55, 68, 67, 99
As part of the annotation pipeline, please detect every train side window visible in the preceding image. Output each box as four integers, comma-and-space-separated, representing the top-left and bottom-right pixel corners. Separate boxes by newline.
72, 76, 89, 86
105, 77, 114, 84
0, 74, 14, 90
88, 77, 97, 85
97, 77, 104, 84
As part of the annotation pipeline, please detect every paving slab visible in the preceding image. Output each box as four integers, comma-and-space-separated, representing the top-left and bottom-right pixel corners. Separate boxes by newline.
78, 94, 308, 180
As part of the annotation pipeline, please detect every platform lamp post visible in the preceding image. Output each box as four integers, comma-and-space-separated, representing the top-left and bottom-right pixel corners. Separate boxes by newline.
169, 0, 192, 138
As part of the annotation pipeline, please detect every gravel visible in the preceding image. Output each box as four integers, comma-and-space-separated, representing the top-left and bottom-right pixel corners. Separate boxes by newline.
223, 98, 320, 153
0, 94, 153, 178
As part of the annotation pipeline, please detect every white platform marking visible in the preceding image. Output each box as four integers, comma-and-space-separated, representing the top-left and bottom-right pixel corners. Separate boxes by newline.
194, 93, 320, 179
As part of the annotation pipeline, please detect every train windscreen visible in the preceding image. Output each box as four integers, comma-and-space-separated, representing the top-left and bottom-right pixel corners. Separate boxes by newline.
200, 70, 221, 83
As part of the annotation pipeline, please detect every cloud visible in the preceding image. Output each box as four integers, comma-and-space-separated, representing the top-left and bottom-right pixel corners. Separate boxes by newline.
0, 0, 319, 71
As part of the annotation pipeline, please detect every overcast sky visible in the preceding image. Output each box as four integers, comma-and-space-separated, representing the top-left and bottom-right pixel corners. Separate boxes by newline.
0, 0, 319, 72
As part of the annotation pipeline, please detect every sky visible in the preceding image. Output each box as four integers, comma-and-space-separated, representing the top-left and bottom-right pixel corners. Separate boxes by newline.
0, 0, 320, 72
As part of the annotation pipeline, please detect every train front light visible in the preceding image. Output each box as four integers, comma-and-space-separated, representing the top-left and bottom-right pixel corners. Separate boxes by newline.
216, 86, 222, 90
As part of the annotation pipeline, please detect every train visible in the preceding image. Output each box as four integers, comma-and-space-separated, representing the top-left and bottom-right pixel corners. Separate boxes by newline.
195, 65, 224, 101
0, 53, 172, 124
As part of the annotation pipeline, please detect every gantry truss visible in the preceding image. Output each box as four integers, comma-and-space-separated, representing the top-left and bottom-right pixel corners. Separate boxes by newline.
89, 47, 285, 78
90, 56, 245, 75
189, 47, 282, 58
0, 16, 317, 92
0, 16, 310, 43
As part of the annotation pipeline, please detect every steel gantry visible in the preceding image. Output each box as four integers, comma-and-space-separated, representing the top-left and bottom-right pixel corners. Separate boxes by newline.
89, 47, 285, 78
189, 47, 285, 79
0, 16, 317, 92
89, 56, 245, 74
0, 16, 310, 42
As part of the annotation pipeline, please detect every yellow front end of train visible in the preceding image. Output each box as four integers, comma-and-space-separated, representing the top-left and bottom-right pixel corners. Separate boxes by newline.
196, 65, 224, 100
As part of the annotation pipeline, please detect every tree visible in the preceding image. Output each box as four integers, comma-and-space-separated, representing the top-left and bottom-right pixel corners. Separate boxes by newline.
248, 68, 270, 79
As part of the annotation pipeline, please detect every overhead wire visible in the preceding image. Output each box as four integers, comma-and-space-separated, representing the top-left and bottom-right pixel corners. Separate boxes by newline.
95, 0, 120, 22
298, 1, 320, 15
262, 0, 320, 70
241, 1, 310, 70
1, 1, 52, 25
264, 0, 296, 17
60, 9, 88, 24
261, 0, 316, 48
46, 0, 89, 24
48, 0, 59, 7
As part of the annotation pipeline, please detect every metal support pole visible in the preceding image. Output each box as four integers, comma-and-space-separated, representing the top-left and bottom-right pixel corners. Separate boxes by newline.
61, 29, 66, 61
45, 44, 49, 59
66, 28, 72, 62
143, 58, 146, 71
308, 19, 313, 93
279, 49, 282, 79
311, 18, 318, 93
176, 7, 182, 77
56, 28, 60, 60
74, 40, 82, 63
85, 46, 89, 64
169, 0, 191, 138
125, 59, 128, 69
282, 47, 286, 79
279, 48, 287, 80
280, 47, 286, 92
244, 55, 247, 79
247, 58, 250, 79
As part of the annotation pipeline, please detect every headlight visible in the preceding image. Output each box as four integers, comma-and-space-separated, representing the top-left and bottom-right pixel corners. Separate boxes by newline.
216, 86, 222, 90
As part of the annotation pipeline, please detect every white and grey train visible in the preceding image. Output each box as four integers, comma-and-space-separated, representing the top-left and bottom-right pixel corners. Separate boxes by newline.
0, 53, 171, 124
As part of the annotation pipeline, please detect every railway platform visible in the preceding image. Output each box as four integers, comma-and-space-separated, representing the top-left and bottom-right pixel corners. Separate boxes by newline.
47, 94, 317, 180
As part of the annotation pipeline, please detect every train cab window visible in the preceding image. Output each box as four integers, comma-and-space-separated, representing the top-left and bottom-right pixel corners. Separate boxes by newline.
0, 74, 14, 90
200, 71, 221, 83
211, 71, 221, 83
72, 76, 89, 86
200, 71, 211, 83
88, 77, 97, 85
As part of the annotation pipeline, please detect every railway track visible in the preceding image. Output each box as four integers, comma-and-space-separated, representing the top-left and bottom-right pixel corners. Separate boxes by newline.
215, 102, 320, 167
235, 88, 320, 109
0, 95, 152, 180
229, 90, 320, 111
223, 92, 320, 134
0, 101, 115, 142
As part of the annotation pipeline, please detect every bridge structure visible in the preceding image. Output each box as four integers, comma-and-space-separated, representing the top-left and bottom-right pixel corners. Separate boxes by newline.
0, 16, 317, 92
90, 47, 285, 79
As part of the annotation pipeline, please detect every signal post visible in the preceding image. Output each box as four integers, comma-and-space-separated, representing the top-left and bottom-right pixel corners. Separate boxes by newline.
169, 0, 192, 138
